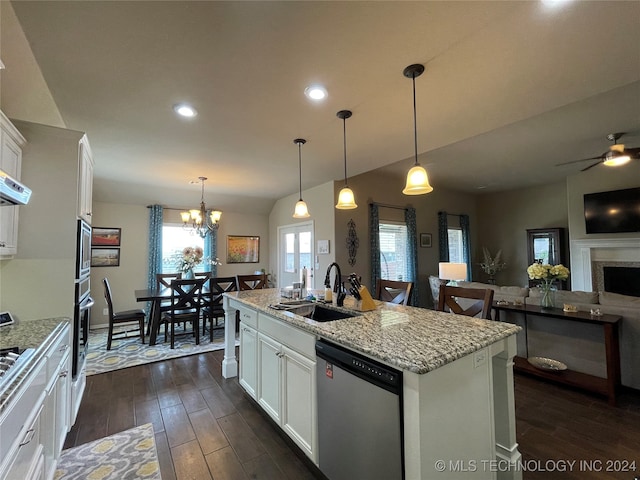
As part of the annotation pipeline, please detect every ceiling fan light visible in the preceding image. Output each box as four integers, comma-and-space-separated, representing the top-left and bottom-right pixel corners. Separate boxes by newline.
402, 164, 433, 195
336, 187, 357, 209
603, 151, 631, 167
293, 200, 311, 218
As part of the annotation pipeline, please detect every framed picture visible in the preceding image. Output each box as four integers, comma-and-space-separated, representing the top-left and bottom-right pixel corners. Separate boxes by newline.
91, 227, 121, 246
317, 240, 330, 254
227, 236, 260, 263
420, 233, 432, 248
91, 248, 120, 267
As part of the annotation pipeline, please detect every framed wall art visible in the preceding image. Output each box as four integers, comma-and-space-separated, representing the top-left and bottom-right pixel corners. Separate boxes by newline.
420, 233, 432, 248
91, 248, 120, 267
227, 235, 260, 263
91, 227, 121, 246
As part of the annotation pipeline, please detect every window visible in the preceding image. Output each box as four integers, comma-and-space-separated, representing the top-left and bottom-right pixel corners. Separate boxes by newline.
379, 223, 408, 281
161, 225, 206, 273
447, 227, 464, 263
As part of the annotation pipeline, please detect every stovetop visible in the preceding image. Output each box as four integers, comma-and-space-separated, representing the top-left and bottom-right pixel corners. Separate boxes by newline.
0, 347, 37, 397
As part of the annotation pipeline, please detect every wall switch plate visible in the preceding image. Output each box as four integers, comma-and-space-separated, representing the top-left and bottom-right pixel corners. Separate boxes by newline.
474, 350, 487, 368
103, 308, 109, 316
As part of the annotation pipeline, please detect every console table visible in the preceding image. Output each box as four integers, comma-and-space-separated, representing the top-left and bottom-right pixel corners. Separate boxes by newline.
492, 303, 621, 405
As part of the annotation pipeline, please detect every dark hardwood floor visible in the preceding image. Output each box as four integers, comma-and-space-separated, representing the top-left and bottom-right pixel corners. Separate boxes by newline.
64, 350, 640, 480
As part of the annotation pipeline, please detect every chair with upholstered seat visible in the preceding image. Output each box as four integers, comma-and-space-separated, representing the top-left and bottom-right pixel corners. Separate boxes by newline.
202, 276, 237, 341
375, 279, 414, 306
437, 285, 494, 319
236, 273, 267, 291
103, 278, 146, 350
161, 277, 206, 349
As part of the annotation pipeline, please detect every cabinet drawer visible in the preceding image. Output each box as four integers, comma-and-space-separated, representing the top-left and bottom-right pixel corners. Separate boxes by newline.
258, 313, 315, 359
237, 306, 257, 329
3, 404, 43, 480
46, 325, 70, 379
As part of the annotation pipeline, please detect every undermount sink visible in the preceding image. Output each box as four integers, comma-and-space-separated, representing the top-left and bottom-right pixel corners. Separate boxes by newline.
296, 304, 358, 322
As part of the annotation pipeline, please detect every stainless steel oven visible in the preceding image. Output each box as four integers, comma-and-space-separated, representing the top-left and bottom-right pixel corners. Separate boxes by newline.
73, 276, 93, 379
76, 219, 91, 279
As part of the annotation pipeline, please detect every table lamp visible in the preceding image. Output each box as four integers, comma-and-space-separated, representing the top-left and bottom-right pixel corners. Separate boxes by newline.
439, 262, 467, 285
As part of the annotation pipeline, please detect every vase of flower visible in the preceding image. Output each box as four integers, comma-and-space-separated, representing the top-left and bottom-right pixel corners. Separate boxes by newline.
527, 262, 570, 310
480, 247, 506, 285
539, 280, 557, 309
183, 268, 194, 280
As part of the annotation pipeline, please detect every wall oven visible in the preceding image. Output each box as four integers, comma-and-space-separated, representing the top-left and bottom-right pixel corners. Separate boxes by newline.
76, 219, 91, 280
73, 275, 93, 379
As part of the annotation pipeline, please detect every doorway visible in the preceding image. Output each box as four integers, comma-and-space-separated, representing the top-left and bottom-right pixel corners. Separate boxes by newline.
278, 222, 314, 290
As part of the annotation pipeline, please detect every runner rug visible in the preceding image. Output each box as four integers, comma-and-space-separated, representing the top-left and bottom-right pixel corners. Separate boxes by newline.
86, 326, 236, 376
55, 423, 161, 480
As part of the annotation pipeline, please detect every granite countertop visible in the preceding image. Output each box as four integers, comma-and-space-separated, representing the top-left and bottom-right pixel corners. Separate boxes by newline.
226, 289, 521, 375
0, 318, 70, 413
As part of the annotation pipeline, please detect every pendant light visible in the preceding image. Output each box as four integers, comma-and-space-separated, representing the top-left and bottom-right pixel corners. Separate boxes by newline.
293, 138, 310, 218
335, 110, 357, 209
402, 64, 433, 195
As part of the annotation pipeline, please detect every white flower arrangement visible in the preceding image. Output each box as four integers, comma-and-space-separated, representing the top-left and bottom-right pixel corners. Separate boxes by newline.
479, 247, 507, 276
176, 246, 204, 273
526, 262, 570, 282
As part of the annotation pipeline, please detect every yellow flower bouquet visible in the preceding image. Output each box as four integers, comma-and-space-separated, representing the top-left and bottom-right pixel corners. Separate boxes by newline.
527, 262, 570, 308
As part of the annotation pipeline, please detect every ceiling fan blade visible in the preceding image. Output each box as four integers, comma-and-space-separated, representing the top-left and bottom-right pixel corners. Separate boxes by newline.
556, 155, 603, 166
581, 161, 602, 172
625, 147, 640, 158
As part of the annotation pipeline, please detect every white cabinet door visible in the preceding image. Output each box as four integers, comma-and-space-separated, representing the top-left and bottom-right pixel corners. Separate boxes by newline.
281, 345, 316, 462
77, 137, 94, 223
239, 323, 258, 399
0, 117, 24, 256
257, 333, 282, 424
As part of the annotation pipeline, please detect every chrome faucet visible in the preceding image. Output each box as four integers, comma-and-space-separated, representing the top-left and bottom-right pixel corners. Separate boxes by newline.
324, 262, 346, 307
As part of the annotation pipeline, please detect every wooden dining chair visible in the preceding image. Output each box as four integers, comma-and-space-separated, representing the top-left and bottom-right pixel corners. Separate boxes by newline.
103, 278, 146, 350
375, 279, 414, 306
437, 285, 494, 320
156, 272, 182, 289
202, 276, 237, 341
161, 277, 206, 349
236, 273, 267, 291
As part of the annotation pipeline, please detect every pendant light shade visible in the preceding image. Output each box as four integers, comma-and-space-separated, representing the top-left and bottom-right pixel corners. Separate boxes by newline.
335, 110, 357, 210
402, 64, 433, 196
292, 138, 310, 218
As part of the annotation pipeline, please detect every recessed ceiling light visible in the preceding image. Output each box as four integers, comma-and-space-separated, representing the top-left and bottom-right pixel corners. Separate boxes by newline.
173, 103, 198, 118
304, 84, 327, 101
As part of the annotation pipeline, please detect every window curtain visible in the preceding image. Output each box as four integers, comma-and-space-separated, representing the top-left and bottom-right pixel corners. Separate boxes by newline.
438, 211, 449, 262
204, 229, 218, 277
147, 205, 163, 314
369, 204, 381, 293
404, 207, 419, 306
460, 214, 472, 281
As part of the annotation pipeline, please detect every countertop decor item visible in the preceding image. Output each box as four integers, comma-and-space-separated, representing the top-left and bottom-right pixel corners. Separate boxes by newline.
527, 356, 567, 372
526, 262, 570, 308
402, 63, 433, 195
292, 138, 310, 219
180, 176, 222, 238
335, 110, 357, 209
563, 304, 578, 313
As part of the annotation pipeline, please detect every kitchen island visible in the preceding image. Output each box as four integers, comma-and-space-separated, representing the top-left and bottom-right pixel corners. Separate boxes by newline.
223, 289, 523, 480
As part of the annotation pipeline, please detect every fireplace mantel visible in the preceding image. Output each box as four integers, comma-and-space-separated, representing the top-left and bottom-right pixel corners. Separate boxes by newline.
570, 238, 640, 291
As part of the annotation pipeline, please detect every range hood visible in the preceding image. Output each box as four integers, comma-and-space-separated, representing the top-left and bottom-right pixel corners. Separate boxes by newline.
0, 169, 31, 206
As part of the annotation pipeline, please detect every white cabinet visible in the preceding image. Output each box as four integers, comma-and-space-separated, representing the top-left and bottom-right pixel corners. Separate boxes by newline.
257, 333, 282, 424
0, 111, 26, 257
76, 137, 94, 223
0, 322, 71, 480
237, 307, 317, 463
239, 322, 258, 399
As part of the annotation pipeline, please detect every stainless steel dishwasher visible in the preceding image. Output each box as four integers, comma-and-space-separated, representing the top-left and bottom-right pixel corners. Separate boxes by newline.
315, 340, 404, 480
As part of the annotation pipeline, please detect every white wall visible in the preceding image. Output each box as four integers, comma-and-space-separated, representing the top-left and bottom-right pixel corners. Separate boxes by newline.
269, 181, 335, 290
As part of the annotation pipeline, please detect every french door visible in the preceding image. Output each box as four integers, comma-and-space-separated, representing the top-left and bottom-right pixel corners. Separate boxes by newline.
278, 222, 314, 290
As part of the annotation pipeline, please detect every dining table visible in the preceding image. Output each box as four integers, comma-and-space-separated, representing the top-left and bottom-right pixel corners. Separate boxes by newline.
135, 286, 212, 346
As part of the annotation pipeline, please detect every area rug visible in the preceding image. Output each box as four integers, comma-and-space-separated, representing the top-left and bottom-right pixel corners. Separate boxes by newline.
55, 423, 160, 480
86, 326, 237, 376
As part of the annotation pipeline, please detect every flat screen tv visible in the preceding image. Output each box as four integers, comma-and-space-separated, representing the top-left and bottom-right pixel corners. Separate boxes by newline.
584, 187, 640, 234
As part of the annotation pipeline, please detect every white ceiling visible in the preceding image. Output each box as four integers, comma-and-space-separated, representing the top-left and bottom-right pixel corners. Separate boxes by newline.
9, 1, 640, 214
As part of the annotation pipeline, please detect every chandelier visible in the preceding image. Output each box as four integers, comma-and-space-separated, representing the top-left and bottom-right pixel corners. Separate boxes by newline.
180, 176, 222, 238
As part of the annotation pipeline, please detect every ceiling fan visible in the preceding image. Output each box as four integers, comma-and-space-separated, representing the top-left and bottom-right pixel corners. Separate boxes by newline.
556, 133, 640, 171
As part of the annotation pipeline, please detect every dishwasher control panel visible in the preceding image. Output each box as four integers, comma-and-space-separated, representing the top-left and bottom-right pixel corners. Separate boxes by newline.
351, 358, 398, 385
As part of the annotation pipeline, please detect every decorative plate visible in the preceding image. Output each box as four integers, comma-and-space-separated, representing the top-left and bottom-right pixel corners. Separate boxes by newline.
527, 356, 567, 372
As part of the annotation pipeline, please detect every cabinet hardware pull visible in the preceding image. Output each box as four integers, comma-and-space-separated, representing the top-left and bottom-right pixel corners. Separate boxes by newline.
0, 242, 5, 247
19, 428, 36, 446
60, 370, 68, 378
